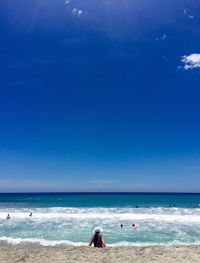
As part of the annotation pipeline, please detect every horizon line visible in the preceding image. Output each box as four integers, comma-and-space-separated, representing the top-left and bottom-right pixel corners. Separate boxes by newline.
0, 191, 200, 194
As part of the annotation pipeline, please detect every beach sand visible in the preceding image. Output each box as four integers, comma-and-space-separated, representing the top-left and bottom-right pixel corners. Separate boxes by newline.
0, 245, 200, 263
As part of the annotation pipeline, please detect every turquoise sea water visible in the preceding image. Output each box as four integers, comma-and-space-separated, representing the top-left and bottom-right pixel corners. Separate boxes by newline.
0, 193, 200, 246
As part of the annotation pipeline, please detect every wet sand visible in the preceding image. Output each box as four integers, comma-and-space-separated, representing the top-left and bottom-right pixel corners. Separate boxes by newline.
0, 244, 200, 263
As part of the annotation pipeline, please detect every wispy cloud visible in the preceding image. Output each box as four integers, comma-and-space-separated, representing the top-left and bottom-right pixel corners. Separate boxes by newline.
88, 180, 117, 186
0, 179, 13, 185
184, 164, 200, 170
72, 8, 84, 17
188, 15, 194, 19
181, 53, 200, 70
64, 0, 87, 18
156, 34, 167, 41
183, 8, 194, 19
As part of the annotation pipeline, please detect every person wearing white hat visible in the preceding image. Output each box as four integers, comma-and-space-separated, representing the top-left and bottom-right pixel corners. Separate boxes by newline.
89, 227, 106, 248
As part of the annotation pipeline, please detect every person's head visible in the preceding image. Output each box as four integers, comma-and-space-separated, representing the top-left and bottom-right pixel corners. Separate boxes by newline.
120, 224, 123, 228
132, 224, 135, 227
93, 227, 102, 236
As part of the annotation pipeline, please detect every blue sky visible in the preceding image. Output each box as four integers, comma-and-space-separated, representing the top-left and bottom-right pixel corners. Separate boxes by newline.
0, 0, 200, 192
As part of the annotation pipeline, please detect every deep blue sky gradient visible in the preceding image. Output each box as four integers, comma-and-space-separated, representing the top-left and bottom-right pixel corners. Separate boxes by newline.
0, 0, 200, 192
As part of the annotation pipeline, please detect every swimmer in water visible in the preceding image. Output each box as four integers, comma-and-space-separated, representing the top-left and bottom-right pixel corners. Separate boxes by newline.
29, 212, 32, 217
132, 224, 137, 230
6, 214, 11, 220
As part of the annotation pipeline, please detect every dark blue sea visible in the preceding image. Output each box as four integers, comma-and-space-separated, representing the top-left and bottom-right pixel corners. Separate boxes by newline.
0, 193, 200, 246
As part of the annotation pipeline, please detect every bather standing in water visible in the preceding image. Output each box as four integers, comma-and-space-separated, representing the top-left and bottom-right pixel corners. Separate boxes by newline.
6, 214, 10, 220
132, 224, 137, 230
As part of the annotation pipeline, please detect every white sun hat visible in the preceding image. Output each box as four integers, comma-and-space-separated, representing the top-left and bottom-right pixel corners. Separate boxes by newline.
93, 227, 103, 234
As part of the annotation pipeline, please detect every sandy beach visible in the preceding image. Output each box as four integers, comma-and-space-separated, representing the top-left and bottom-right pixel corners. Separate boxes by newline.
0, 244, 200, 263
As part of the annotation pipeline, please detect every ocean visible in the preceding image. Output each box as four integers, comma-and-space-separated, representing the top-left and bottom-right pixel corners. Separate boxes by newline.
0, 193, 200, 247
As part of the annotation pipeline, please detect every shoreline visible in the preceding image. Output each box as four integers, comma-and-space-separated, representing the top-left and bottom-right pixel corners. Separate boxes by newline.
0, 244, 200, 263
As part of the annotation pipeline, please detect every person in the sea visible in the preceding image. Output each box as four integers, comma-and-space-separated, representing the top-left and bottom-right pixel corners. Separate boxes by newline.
6, 214, 11, 220
89, 227, 106, 248
29, 212, 32, 217
120, 224, 123, 228
131, 224, 137, 230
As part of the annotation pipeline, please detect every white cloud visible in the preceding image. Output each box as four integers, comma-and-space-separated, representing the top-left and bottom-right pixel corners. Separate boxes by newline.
181, 53, 200, 70
183, 8, 194, 19
161, 34, 167, 40
64, 1, 86, 17
72, 8, 78, 15
183, 8, 187, 15
189, 15, 194, 19
156, 34, 167, 41
72, 8, 85, 17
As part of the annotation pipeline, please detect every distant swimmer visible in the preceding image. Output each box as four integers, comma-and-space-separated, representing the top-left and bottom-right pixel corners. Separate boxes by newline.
120, 224, 123, 228
6, 214, 11, 220
29, 212, 32, 217
131, 224, 137, 230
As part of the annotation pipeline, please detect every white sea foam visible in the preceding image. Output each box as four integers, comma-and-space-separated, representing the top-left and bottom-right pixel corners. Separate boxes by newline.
0, 236, 87, 246
1, 207, 200, 246
0, 207, 200, 223
110, 240, 200, 247
1, 236, 200, 247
